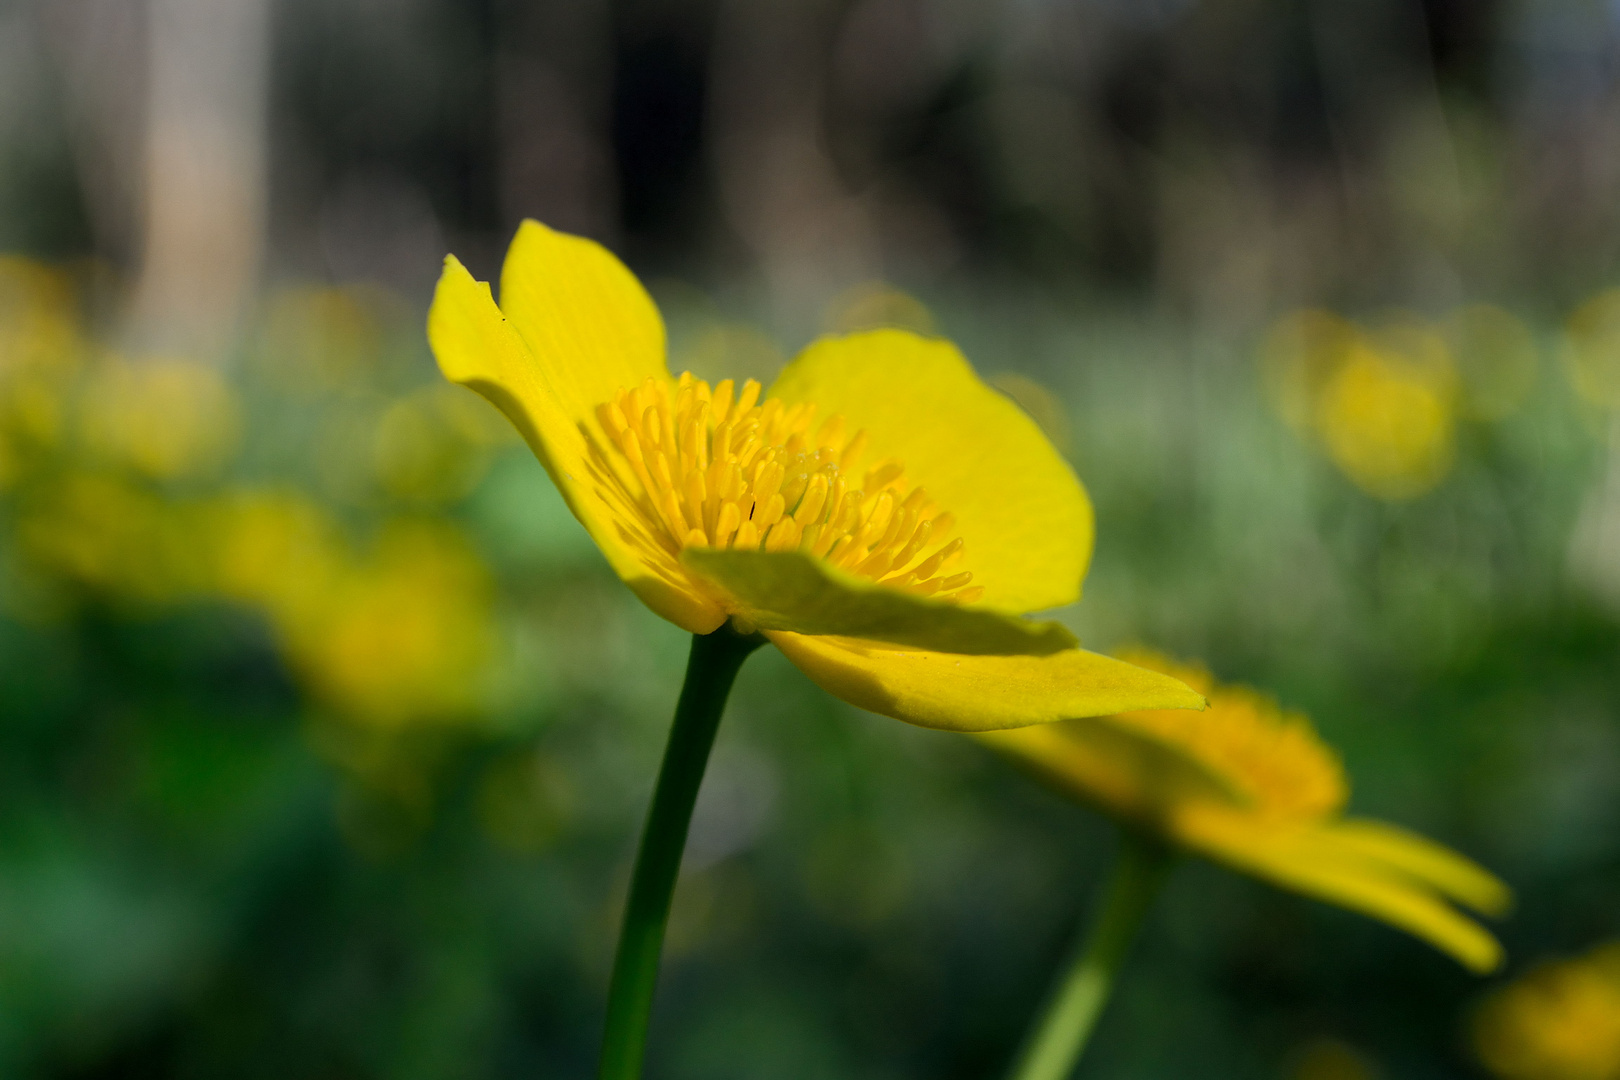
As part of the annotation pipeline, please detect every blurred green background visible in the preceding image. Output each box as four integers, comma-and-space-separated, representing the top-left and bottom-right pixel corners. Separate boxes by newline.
2, 0, 1619, 1077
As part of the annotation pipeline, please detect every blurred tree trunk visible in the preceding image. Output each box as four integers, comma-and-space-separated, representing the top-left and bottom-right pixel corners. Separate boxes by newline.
125, 0, 268, 359
710, 0, 878, 337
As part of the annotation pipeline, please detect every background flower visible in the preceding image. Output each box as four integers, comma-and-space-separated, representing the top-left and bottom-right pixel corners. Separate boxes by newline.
981, 652, 1508, 972
1476, 943, 1620, 1080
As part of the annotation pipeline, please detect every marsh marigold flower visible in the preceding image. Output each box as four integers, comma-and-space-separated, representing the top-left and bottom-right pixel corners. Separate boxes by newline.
210, 496, 496, 728
17, 471, 202, 602
79, 357, 241, 480
426, 221, 1202, 731
1314, 335, 1457, 501
979, 651, 1509, 971
1261, 310, 1460, 501
276, 519, 496, 727
1476, 943, 1620, 1080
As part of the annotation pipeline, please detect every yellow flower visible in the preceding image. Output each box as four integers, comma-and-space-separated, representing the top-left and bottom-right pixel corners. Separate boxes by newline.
1315, 335, 1457, 501
1476, 943, 1620, 1080
205, 489, 349, 625
79, 356, 241, 480
427, 221, 1202, 731
275, 519, 497, 727
17, 471, 204, 603
1260, 310, 1460, 500
1260, 309, 1360, 434
205, 493, 497, 727
978, 651, 1510, 972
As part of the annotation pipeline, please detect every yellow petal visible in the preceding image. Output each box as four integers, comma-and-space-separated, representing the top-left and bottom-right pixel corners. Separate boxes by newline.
1179, 808, 1504, 973
684, 548, 1075, 655
495, 220, 669, 422
978, 715, 1243, 824
768, 330, 1092, 614
428, 251, 724, 634
767, 631, 1205, 732
1328, 818, 1512, 916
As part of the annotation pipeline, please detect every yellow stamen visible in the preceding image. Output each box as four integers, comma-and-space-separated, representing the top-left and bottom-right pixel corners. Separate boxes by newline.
600, 373, 982, 603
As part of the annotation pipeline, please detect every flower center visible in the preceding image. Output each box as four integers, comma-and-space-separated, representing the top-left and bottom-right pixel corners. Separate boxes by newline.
1113, 654, 1348, 819
597, 373, 983, 604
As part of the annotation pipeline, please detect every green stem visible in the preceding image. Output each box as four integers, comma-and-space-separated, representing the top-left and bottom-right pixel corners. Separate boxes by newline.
1006, 830, 1173, 1080
597, 624, 764, 1080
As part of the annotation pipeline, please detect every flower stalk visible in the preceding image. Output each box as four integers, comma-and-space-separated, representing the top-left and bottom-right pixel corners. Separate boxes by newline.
1007, 830, 1173, 1080
597, 624, 764, 1080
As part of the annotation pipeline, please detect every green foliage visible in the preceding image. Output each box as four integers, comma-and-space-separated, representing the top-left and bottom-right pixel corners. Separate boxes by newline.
1, 268, 1617, 1079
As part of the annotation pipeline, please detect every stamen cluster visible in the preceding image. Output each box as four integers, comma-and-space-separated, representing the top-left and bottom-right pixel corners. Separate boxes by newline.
598, 373, 983, 603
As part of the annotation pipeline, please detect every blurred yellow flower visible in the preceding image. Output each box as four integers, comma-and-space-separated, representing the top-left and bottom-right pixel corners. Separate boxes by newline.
978, 651, 1510, 972
17, 471, 203, 603
0, 376, 64, 489
276, 519, 496, 727
79, 357, 241, 480
0, 256, 503, 730
1260, 309, 1360, 433
427, 221, 1202, 732
1476, 943, 1620, 1080
1262, 311, 1461, 500
1565, 289, 1620, 411
205, 489, 348, 625
207, 494, 500, 728
1315, 335, 1457, 500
